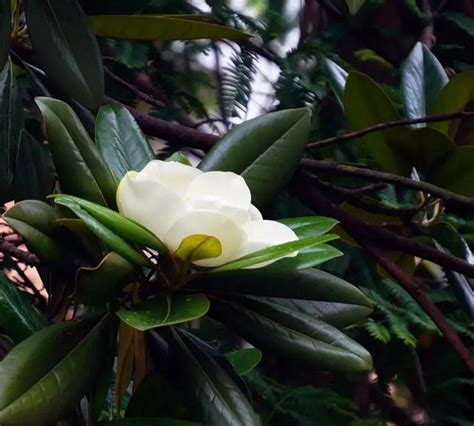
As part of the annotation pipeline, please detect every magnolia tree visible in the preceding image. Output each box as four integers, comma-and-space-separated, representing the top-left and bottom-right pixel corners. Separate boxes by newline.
1, 0, 474, 425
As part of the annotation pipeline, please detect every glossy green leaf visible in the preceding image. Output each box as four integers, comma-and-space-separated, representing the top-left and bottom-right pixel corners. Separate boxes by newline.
104, 419, 201, 426
0, 0, 10, 68
54, 197, 151, 266
401, 42, 448, 125
280, 216, 339, 238
344, 72, 409, 175
345, 0, 367, 14
36, 97, 118, 207
167, 328, 261, 426
199, 108, 311, 208
54, 194, 167, 253
323, 58, 347, 105
193, 268, 372, 308
89, 15, 250, 41
167, 151, 192, 165
0, 315, 111, 425
14, 130, 53, 201
24, 0, 104, 110
211, 297, 372, 372
117, 294, 210, 331
213, 234, 338, 272
0, 60, 23, 203
74, 252, 134, 305
225, 348, 262, 375
429, 71, 474, 138
265, 298, 372, 328
96, 105, 154, 180
428, 146, 474, 196
176, 235, 222, 262
0, 272, 46, 344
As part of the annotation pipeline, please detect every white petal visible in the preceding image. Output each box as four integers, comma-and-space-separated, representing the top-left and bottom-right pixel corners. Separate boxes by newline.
185, 171, 251, 211
117, 172, 187, 240
138, 160, 202, 194
164, 210, 246, 267
187, 197, 251, 225
249, 204, 263, 221
239, 220, 298, 268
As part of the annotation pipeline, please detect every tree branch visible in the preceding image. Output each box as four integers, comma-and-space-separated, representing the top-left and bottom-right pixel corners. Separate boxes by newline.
301, 159, 474, 214
0, 238, 39, 266
307, 110, 474, 150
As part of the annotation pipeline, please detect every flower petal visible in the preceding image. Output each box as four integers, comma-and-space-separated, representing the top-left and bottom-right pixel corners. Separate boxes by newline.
239, 220, 298, 268
164, 210, 246, 267
117, 171, 187, 240
185, 171, 251, 211
249, 204, 263, 221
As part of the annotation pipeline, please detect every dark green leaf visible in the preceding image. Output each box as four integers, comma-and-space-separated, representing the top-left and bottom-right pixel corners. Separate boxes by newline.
104, 418, 202, 425
0, 315, 111, 425
0, 272, 46, 344
117, 294, 210, 331
213, 234, 338, 272
0, 0, 10, 69
74, 252, 134, 305
0, 60, 23, 203
444, 12, 474, 37
401, 42, 448, 124
167, 328, 261, 426
225, 348, 262, 375
199, 108, 311, 208
211, 297, 373, 372
35, 97, 117, 208
96, 105, 154, 180
279, 216, 339, 238
24, 0, 104, 110
88, 15, 250, 41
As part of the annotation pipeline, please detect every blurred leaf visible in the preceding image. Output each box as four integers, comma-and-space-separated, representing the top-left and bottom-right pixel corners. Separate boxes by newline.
0, 60, 23, 203
225, 348, 262, 375
88, 15, 250, 41
96, 105, 154, 180
24, 0, 104, 110
0, 315, 111, 425
54, 197, 151, 266
167, 328, 260, 426
117, 294, 210, 331
0, 0, 9, 68
194, 268, 372, 307
54, 194, 167, 253
0, 272, 46, 344
214, 235, 338, 272
74, 252, 134, 305
104, 419, 201, 426
35, 97, 117, 207
323, 58, 347, 106
345, 0, 367, 14
211, 297, 373, 372
199, 108, 311, 208
444, 12, 474, 37
344, 72, 410, 175
401, 42, 448, 126
166, 151, 192, 165
175, 235, 222, 263
428, 146, 474, 196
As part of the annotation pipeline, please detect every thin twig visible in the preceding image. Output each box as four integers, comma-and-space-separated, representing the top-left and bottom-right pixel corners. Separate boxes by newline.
301, 159, 474, 214
0, 238, 39, 266
307, 110, 474, 150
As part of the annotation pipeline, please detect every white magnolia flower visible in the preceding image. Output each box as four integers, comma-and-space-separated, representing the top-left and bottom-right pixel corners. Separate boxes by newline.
117, 160, 298, 267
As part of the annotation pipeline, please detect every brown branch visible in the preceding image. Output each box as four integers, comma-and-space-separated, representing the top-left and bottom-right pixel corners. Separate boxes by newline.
419, 0, 435, 48
0, 238, 39, 266
307, 110, 474, 150
364, 243, 474, 374
301, 159, 474, 214
293, 173, 474, 278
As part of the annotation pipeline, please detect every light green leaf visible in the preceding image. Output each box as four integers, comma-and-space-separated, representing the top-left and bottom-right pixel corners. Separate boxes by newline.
117, 294, 210, 331
199, 108, 311, 208
0, 315, 111, 425
345, 0, 367, 14
213, 234, 338, 272
175, 234, 222, 262
96, 105, 154, 180
225, 348, 262, 375
24, 0, 104, 110
88, 15, 250, 41
167, 151, 192, 165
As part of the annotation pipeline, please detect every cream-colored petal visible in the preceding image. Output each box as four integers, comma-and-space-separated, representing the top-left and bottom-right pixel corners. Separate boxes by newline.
117, 172, 187, 240
249, 204, 263, 221
137, 160, 202, 194
239, 220, 298, 268
185, 171, 251, 210
164, 210, 246, 267
187, 197, 251, 225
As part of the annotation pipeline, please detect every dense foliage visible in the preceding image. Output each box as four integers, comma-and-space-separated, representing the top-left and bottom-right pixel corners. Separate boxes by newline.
1, 0, 474, 425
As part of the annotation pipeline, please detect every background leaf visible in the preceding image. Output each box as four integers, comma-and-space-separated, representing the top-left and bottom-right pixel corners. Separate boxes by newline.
0, 0, 10, 69
225, 348, 262, 376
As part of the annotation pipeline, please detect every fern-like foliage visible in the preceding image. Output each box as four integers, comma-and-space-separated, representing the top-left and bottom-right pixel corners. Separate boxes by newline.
221, 46, 257, 118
